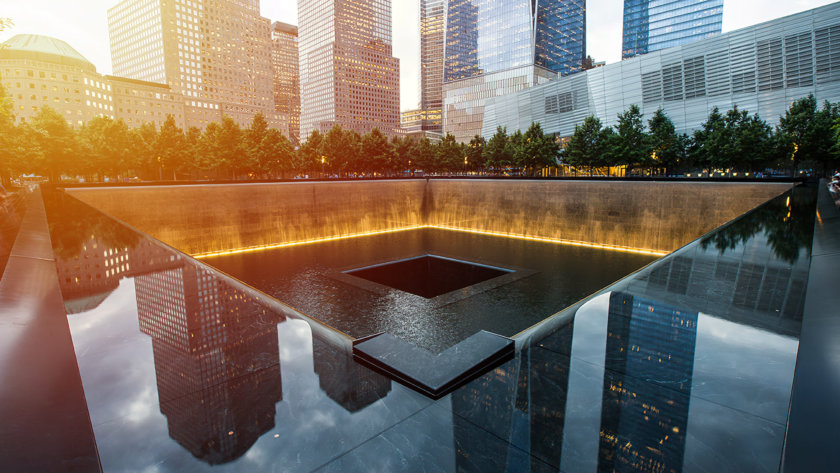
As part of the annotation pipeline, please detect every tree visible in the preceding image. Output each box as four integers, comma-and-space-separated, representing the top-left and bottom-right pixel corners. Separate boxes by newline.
436, 133, 465, 173
132, 122, 158, 179
485, 127, 513, 173
730, 110, 774, 173
79, 116, 134, 180
257, 128, 294, 178
360, 128, 393, 175
298, 129, 324, 176
562, 116, 613, 175
217, 117, 245, 178
0, 82, 17, 186
689, 107, 728, 172
466, 135, 486, 172
515, 122, 559, 176
323, 125, 360, 176
391, 136, 415, 174
611, 104, 650, 172
777, 94, 838, 176
647, 108, 685, 175
30, 106, 80, 183
412, 137, 437, 173
155, 115, 186, 180
182, 126, 203, 178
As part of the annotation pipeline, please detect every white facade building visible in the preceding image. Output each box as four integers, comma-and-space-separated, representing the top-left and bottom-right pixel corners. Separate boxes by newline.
483, 3, 840, 141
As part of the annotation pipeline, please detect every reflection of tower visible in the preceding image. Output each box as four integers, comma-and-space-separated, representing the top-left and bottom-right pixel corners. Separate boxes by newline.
137, 263, 282, 465
450, 323, 573, 470
312, 333, 390, 412
599, 292, 698, 473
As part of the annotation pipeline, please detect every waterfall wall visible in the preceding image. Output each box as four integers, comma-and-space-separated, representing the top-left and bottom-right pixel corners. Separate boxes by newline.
67, 180, 792, 256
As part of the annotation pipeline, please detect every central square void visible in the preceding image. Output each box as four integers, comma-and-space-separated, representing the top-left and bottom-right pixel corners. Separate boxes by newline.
345, 255, 512, 299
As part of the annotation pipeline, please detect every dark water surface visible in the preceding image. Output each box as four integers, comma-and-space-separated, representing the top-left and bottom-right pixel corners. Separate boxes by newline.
13, 185, 816, 472
204, 228, 658, 352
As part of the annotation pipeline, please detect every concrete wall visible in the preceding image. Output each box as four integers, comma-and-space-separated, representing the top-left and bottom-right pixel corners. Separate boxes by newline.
67, 179, 792, 256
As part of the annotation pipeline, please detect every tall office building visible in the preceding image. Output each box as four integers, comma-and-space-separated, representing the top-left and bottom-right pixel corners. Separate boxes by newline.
297, 0, 400, 139
419, 0, 446, 136
623, 0, 724, 59
442, 0, 586, 142
271, 22, 301, 142
108, 0, 280, 130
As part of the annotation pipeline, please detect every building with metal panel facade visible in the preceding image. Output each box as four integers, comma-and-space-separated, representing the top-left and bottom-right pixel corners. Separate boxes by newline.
484, 3, 840, 144
298, 0, 400, 139
623, 0, 724, 59
442, 0, 585, 142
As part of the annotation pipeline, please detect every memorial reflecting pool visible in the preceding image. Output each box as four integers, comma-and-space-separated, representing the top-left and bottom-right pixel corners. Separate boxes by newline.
0, 180, 823, 472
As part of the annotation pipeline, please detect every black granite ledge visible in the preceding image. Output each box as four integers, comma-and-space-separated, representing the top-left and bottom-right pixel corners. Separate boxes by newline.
782, 180, 840, 472
353, 331, 514, 399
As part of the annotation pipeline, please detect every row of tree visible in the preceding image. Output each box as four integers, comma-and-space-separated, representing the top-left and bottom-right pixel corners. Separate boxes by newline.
561, 95, 840, 176
2, 78, 840, 184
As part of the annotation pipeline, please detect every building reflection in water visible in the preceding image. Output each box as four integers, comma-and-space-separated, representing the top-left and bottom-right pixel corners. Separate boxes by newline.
55, 221, 285, 465
599, 292, 698, 473
312, 333, 391, 412
136, 258, 283, 465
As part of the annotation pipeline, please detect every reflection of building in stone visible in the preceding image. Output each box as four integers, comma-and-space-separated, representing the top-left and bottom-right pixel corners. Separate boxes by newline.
450, 330, 573, 470
56, 236, 182, 313
312, 333, 390, 412
136, 263, 282, 465
599, 292, 697, 473
634, 246, 809, 336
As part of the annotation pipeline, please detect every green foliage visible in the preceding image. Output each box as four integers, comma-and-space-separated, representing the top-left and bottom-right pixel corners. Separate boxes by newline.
30, 106, 80, 183
466, 135, 485, 171
647, 108, 685, 174
485, 127, 514, 172
360, 128, 393, 175
561, 116, 614, 173
514, 122, 559, 175
436, 133, 465, 172
611, 105, 650, 170
79, 116, 134, 178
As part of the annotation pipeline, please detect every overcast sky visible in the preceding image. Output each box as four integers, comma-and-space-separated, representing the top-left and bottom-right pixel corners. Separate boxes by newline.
1, 0, 837, 111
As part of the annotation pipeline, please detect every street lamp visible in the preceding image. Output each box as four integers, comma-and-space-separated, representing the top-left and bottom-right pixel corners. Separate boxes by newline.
321, 155, 326, 178
464, 156, 468, 175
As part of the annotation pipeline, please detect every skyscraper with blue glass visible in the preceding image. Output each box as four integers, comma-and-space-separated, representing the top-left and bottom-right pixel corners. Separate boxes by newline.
442, 0, 585, 142
623, 0, 724, 59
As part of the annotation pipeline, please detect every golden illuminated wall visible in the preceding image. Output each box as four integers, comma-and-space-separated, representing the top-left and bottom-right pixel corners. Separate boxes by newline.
425, 180, 792, 254
67, 180, 792, 257
68, 181, 427, 257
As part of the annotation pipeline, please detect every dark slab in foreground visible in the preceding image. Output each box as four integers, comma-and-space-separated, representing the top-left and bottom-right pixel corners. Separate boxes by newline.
353, 331, 514, 399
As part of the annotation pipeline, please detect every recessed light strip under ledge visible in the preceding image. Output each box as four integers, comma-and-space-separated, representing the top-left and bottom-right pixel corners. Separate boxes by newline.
192, 225, 669, 259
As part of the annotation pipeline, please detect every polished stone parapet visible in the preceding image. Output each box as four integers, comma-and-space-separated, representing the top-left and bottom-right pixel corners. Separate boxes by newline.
0, 189, 100, 472
66, 179, 792, 257
782, 180, 840, 472
353, 330, 514, 399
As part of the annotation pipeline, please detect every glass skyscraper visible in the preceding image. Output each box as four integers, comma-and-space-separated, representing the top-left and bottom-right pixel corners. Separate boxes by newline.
623, 0, 724, 59
442, 0, 585, 142
419, 0, 446, 135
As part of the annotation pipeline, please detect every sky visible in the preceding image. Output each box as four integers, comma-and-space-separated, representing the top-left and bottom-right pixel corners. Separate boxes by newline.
0, 0, 837, 111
